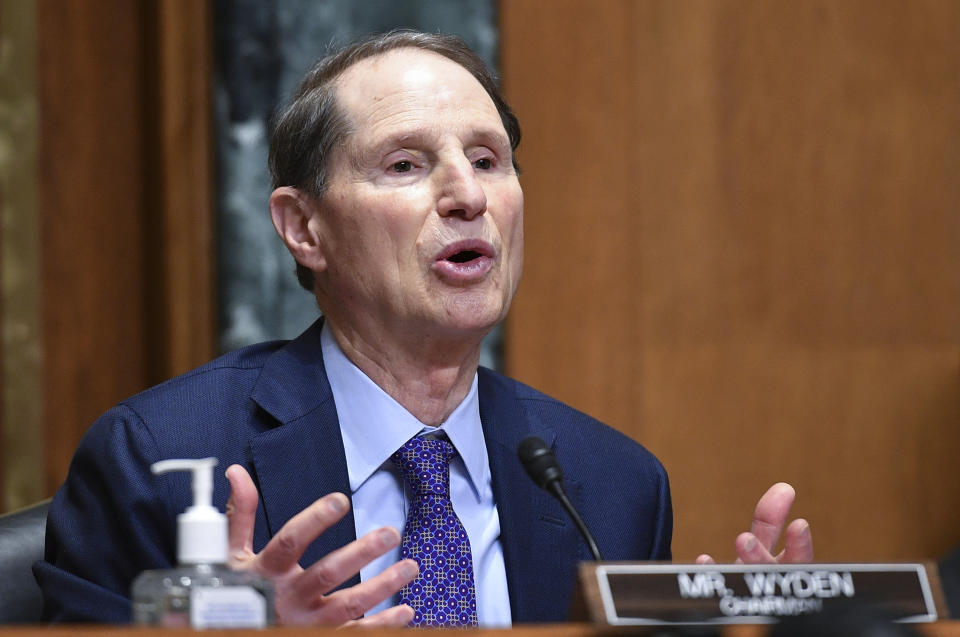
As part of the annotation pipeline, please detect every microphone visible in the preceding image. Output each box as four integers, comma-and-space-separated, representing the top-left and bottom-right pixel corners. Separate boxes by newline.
518, 436, 603, 561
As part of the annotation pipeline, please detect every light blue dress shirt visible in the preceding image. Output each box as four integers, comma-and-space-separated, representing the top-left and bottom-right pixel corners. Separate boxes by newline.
320, 323, 512, 626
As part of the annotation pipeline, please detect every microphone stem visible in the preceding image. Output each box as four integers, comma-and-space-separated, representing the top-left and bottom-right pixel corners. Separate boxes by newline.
547, 481, 603, 562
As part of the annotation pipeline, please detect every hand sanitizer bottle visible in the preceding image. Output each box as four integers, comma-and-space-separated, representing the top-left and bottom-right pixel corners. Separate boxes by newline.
132, 458, 274, 628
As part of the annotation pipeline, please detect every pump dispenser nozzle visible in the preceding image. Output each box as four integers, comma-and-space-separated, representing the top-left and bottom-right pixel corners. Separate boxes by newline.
152, 458, 227, 565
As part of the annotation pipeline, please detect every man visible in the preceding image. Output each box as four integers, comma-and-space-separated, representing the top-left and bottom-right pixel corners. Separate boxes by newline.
36, 31, 812, 626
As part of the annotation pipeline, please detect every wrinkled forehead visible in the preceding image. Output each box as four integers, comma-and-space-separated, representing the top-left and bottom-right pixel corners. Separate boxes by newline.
331, 48, 503, 136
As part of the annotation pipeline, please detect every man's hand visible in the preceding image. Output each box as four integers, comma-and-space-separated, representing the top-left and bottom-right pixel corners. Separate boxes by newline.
224, 464, 418, 626
696, 482, 813, 565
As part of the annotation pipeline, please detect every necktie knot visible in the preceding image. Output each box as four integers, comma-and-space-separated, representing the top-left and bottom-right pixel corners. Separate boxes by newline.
391, 436, 456, 497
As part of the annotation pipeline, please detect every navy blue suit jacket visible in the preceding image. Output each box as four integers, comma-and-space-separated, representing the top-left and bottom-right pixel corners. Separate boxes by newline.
35, 320, 672, 623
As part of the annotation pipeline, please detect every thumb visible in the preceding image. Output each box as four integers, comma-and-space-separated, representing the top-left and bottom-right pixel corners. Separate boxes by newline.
225, 464, 259, 564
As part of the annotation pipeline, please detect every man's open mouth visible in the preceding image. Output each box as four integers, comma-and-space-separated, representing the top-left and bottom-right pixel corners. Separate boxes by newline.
447, 250, 483, 263
436, 240, 494, 263
433, 241, 495, 282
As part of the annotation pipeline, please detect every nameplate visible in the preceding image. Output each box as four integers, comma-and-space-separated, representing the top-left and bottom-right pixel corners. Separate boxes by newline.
580, 563, 939, 625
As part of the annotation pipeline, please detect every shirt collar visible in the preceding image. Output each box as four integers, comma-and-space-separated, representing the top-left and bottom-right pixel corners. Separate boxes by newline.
320, 322, 490, 501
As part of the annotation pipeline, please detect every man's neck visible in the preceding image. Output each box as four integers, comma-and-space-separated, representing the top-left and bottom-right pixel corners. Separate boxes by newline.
326, 320, 483, 427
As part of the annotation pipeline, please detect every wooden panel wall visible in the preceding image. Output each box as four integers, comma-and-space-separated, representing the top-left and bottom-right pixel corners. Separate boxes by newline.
0, 0, 42, 511
37, 0, 214, 494
502, 0, 960, 562
156, 0, 217, 377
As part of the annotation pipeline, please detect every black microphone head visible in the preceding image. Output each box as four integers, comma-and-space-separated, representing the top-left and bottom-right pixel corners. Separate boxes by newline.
518, 436, 563, 489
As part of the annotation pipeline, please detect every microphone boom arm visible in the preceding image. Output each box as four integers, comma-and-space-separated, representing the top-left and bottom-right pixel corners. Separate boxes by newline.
546, 480, 603, 562
518, 436, 604, 562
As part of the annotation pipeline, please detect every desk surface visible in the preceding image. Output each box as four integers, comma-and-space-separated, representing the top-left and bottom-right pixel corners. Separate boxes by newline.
1, 624, 959, 636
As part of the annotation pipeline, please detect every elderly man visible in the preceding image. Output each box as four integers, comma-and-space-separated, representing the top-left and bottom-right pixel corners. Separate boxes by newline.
36, 31, 812, 627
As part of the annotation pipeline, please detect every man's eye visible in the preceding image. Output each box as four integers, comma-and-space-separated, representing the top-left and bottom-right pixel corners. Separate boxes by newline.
391, 161, 413, 173
474, 158, 492, 170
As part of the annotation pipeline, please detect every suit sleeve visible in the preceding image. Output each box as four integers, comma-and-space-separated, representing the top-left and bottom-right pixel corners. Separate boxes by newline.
648, 458, 673, 560
33, 404, 178, 623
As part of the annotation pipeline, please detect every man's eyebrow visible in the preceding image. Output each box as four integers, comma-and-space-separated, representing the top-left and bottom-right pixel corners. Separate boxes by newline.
353, 126, 511, 169
356, 130, 434, 166
466, 127, 511, 151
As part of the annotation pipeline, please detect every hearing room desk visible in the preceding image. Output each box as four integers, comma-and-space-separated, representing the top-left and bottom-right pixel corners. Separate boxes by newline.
0, 625, 959, 636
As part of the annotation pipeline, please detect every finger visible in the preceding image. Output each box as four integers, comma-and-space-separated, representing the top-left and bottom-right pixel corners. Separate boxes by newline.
259, 493, 351, 577
780, 518, 813, 563
292, 527, 402, 603
341, 604, 415, 628
749, 482, 796, 553
695, 554, 716, 565
225, 464, 259, 560
736, 532, 778, 564
314, 559, 418, 624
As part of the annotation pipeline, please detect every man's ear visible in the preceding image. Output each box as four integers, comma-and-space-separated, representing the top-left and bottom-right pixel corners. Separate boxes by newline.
269, 187, 327, 273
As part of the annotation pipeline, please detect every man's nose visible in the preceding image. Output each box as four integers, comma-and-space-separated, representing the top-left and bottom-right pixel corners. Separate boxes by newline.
436, 159, 487, 220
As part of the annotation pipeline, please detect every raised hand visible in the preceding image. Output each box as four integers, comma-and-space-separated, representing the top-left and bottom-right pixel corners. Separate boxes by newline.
224, 464, 418, 626
697, 482, 813, 565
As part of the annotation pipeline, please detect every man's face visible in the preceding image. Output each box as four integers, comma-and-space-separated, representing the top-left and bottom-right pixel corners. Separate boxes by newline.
312, 48, 524, 342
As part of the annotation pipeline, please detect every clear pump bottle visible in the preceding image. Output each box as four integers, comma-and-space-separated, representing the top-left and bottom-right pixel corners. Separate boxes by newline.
132, 458, 275, 628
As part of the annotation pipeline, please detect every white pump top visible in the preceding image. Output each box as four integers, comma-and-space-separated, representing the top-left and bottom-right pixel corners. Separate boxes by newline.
152, 458, 228, 565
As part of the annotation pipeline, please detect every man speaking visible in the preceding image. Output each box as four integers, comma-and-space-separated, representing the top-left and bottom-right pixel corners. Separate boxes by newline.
36, 30, 812, 626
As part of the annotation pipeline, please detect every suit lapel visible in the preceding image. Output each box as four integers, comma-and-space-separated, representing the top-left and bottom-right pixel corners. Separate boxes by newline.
241, 327, 586, 611
478, 370, 584, 623
247, 320, 359, 582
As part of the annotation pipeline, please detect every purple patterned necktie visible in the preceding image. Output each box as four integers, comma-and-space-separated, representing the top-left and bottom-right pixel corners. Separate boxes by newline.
391, 436, 479, 627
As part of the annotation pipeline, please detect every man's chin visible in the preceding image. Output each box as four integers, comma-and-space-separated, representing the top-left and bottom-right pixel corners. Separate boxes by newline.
431, 305, 507, 341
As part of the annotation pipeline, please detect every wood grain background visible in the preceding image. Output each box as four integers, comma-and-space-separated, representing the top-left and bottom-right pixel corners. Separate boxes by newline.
502, 0, 960, 562
37, 0, 214, 492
